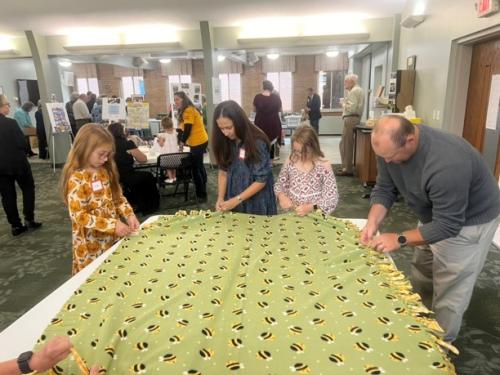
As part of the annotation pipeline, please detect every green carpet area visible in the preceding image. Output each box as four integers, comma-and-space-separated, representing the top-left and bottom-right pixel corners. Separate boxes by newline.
1, 162, 499, 373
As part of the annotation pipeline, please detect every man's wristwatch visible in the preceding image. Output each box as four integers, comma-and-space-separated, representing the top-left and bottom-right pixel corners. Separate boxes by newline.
17, 351, 34, 374
397, 233, 408, 247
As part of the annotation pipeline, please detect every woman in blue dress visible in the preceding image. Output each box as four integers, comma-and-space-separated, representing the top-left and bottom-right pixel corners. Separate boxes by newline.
212, 100, 277, 215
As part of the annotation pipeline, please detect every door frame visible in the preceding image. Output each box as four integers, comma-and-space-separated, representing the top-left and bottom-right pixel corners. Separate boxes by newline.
442, 24, 500, 136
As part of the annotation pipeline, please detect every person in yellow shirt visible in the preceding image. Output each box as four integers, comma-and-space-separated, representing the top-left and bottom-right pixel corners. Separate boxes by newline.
174, 91, 209, 200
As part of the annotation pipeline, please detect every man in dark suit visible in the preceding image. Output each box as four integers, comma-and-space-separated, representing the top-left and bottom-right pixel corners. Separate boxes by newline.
306, 88, 322, 134
0, 95, 42, 236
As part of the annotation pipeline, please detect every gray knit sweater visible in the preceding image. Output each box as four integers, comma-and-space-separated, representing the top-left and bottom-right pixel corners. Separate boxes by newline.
371, 125, 500, 244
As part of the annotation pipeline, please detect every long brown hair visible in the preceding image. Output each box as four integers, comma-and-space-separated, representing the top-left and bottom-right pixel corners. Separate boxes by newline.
60, 124, 122, 204
212, 100, 270, 169
290, 124, 324, 163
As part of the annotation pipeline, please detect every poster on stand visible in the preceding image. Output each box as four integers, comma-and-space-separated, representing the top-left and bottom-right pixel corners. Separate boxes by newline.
127, 102, 149, 129
45, 102, 71, 133
102, 97, 126, 122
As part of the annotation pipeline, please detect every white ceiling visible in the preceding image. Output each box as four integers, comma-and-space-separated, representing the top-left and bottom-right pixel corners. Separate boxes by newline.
0, 0, 406, 36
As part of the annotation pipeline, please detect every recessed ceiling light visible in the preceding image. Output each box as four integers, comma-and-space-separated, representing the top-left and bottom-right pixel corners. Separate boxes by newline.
217, 55, 226, 62
58, 61, 72, 67
159, 58, 171, 64
326, 51, 339, 57
267, 53, 280, 60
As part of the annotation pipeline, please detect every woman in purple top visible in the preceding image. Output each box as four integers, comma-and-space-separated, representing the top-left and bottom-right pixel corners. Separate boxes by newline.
253, 80, 282, 159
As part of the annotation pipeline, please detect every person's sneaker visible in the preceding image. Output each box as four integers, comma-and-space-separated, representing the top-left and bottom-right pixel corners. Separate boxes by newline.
26, 220, 42, 229
12, 225, 28, 236
165, 178, 175, 184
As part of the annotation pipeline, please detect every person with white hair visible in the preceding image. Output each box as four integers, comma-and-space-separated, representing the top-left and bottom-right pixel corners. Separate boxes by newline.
72, 93, 91, 135
338, 73, 364, 176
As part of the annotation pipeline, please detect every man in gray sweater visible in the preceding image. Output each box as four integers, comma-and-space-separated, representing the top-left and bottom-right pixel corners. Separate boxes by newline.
361, 115, 500, 343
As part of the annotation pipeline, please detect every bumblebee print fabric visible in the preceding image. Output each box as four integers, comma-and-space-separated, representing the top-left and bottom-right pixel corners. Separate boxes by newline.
36, 211, 455, 374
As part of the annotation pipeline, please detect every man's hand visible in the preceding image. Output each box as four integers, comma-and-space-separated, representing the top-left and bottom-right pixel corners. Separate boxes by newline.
29, 336, 72, 372
215, 197, 224, 212
369, 233, 400, 253
360, 222, 378, 245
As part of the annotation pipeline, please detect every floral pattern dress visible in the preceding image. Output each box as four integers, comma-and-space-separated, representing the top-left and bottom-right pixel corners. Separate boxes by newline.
274, 160, 339, 214
67, 169, 133, 274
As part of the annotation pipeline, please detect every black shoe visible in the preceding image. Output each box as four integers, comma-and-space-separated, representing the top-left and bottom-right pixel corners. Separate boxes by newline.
26, 220, 42, 229
28, 152, 38, 157
12, 225, 28, 236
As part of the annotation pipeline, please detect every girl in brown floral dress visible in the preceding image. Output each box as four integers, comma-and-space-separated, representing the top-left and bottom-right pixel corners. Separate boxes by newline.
60, 124, 140, 274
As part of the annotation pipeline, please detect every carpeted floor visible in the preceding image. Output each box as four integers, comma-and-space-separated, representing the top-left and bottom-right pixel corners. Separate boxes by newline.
0, 162, 499, 373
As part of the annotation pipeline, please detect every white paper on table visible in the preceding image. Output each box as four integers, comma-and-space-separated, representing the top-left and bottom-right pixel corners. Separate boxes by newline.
485, 74, 500, 130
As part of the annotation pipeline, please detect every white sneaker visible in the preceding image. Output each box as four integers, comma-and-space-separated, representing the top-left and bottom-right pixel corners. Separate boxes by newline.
165, 178, 175, 184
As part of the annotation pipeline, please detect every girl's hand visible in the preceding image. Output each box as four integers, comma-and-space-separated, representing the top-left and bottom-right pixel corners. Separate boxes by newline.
115, 220, 132, 237
215, 198, 224, 212
295, 203, 314, 216
127, 215, 140, 231
278, 195, 294, 211
157, 137, 165, 147
219, 198, 239, 212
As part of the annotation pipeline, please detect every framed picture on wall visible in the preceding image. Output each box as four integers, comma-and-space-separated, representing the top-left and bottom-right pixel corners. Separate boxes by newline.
407, 55, 417, 70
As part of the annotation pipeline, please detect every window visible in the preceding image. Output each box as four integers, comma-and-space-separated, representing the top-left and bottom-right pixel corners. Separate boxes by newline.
168, 75, 192, 84
76, 78, 99, 96
219, 73, 241, 105
317, 70, 347, 109
121, 76, 145, 98
266, 72, 292, 111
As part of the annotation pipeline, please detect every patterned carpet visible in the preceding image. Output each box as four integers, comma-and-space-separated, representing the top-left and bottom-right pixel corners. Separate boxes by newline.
0, 162, 499, 373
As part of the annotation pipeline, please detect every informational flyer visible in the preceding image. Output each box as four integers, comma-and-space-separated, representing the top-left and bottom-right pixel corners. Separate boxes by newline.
102, 97, 126, 122
127, 102, 149, 129
45, 102, 71, 133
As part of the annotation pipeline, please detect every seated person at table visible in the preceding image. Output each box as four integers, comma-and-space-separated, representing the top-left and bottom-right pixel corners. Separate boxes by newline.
0, 336, 99, 375
274, 125, 338, 215
151, 117, 179, 183
60, 124, 140, 275
108, 122, 160, 215
213, 100, 277, 215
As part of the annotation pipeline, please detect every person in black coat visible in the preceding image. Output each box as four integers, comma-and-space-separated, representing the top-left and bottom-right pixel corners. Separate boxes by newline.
108, 122, 160, 215
35, 101, 49, 160
306, 87, 322, 134
0, 95, 42, 236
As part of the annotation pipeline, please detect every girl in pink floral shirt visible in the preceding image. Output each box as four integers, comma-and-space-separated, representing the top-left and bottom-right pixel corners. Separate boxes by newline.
274, 125, 338, 215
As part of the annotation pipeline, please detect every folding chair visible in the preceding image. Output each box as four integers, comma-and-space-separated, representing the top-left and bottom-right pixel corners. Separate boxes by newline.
156, 152, 197, 203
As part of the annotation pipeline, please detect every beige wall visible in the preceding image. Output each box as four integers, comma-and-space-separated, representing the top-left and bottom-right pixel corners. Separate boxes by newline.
399, 0, 500, 129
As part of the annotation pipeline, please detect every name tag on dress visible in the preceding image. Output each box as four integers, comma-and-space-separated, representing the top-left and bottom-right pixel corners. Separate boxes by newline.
239, 148, 246, 160
91, 180, 104, 192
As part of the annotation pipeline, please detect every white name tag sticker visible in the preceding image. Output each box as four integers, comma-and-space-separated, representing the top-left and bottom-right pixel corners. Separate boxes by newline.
239, 148, 246, 160
91, 180, 104, 192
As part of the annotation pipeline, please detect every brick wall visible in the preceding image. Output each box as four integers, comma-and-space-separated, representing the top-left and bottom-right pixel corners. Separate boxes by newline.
96, 64, 121, 97
144, 67, 167, 117
293, 55, 317, 113
241, 61, 265, 114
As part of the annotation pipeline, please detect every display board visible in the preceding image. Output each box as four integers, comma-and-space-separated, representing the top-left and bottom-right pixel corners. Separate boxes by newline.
35, 212, 455, 375
126, 102, 149, 129
102, 98, 126, 122
45, 102, 71, 133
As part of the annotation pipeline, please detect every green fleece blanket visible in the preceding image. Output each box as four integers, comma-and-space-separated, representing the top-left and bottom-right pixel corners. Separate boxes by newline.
37, 212, 455, 374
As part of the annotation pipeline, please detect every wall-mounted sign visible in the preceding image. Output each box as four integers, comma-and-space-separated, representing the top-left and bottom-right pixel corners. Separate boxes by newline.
476, 0, 499, 17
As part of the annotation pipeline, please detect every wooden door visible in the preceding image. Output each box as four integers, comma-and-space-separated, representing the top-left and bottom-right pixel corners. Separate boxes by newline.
462, 37, 500, 179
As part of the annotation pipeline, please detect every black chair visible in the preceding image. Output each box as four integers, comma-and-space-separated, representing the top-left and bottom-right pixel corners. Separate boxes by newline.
155, 152, 197, 203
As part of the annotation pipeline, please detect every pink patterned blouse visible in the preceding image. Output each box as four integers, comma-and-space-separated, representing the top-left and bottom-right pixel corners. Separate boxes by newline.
274, 160, 339, 214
